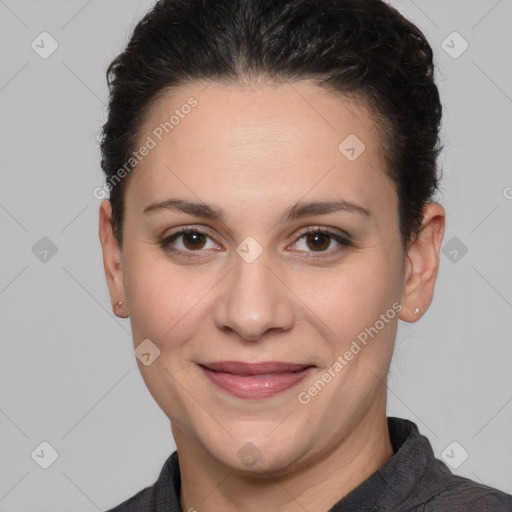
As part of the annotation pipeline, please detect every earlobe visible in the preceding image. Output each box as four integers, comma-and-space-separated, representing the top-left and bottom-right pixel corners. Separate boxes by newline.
399, 203, 445, 323
98, 200, 128, 318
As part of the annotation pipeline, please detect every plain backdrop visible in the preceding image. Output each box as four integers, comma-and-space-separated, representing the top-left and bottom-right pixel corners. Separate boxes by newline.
0, 0, 511, 510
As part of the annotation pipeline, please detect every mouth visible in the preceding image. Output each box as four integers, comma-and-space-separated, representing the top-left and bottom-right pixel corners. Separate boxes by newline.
198, 361, 315, 400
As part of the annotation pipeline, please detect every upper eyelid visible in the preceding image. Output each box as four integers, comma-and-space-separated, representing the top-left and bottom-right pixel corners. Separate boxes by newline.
295, 226, 350, 239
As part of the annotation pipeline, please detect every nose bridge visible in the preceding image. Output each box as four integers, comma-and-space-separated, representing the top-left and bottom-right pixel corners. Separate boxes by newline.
213, 245, 294, 341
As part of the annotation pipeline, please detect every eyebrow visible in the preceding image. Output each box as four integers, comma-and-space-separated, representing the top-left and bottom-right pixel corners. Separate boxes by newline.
143, 198, 370, 221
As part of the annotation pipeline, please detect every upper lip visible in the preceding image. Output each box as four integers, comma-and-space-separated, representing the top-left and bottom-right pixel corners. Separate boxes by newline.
200, 361, 313, 375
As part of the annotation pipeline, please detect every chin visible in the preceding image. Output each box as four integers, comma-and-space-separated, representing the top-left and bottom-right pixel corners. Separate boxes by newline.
205, 427, 312, 476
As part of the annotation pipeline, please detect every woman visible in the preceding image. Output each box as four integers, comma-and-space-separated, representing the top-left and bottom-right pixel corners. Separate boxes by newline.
98, 0, 512, 510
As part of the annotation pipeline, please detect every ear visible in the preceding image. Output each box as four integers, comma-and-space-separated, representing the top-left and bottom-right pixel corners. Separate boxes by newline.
98, 199, 128, 318
399, 202, 445, 322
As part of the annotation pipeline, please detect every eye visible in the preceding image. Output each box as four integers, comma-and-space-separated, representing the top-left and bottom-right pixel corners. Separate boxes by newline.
159, 226, 352, 260
288, 227, 352, 257
159, 227, 221, 257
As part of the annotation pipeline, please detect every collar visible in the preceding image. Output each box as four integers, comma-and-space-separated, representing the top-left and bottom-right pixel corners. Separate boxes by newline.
329, 416, 452, 511
153, 417, 452, 512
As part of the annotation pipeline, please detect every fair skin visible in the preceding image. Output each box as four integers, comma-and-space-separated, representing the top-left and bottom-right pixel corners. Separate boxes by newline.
99, 80, 445, 512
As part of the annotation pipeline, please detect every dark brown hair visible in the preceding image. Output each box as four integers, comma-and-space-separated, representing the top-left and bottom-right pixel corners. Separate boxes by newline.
100, 0, 443, 246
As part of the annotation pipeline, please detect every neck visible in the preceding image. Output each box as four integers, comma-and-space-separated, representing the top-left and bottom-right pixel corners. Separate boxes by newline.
174, 408, 394, 512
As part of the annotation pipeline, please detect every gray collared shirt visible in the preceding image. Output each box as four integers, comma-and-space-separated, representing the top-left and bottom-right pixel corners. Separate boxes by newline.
106, 417, 512, 511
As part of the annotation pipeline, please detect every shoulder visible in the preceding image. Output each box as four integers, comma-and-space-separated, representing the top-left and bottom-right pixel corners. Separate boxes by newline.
104, 451, 180, 512
417, 471, 512, 511
384, 418, 512, 512
106, 486, 155, 512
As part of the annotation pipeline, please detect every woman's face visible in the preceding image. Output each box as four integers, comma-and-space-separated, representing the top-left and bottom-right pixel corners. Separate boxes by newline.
101, 80, 421, 474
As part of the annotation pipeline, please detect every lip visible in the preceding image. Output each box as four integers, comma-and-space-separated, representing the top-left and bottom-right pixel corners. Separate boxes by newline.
199, 361, 314, 399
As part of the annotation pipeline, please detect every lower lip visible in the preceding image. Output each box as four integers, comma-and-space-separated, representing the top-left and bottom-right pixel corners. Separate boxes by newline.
200, 366, 313, 400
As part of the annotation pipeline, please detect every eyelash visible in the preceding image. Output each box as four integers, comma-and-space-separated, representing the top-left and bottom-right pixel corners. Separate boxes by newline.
158, 226, 353, 260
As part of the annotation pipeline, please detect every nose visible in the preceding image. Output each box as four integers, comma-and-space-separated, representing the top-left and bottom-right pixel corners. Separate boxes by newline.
212, 248, 295, 342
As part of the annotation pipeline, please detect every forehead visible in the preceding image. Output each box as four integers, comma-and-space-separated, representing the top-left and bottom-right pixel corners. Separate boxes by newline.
125, 80, 396, 222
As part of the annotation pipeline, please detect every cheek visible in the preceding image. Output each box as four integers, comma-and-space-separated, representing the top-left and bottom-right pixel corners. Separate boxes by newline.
302, 253, 401, 334
123, 246, 202, 345
124, 253, 208, 416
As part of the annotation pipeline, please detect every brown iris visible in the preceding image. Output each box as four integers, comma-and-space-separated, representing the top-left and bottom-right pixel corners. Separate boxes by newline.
182, 231, 207, 250
305, 232, 331, 251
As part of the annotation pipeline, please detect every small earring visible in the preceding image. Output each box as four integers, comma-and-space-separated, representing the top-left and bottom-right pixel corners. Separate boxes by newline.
413, 308, 420, 314
114, 300, 123, 309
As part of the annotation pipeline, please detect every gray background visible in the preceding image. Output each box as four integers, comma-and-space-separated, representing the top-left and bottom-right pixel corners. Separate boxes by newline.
0, 0, 511, 510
